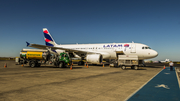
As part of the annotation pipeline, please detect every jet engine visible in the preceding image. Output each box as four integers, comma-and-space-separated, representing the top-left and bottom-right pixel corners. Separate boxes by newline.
86, 54, 103, 64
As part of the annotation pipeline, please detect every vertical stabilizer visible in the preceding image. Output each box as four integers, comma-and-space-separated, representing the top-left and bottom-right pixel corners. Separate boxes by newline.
43, 28, 57, 46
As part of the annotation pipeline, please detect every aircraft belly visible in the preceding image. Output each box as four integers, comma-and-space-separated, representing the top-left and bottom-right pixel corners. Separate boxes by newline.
106, 51, 116, 59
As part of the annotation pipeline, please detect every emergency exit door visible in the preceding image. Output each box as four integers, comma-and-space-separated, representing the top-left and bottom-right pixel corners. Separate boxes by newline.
131, 44, 136, 53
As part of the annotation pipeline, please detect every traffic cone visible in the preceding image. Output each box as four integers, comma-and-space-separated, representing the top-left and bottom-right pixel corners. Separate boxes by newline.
70, 65, 72, 70
84, 62, 87, 67
21, 64, 24, 67
103, 64, 104, 67
87, 64, 89, 68
164, 65, 166, 69
4, 63, 7, 68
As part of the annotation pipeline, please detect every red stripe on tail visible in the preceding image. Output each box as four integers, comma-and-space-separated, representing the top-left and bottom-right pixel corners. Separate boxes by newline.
45, 39, 51, 42
43, 30, 48, 34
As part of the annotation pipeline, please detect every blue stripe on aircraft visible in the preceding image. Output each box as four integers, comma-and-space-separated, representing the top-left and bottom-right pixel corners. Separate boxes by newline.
44, 33, 53, 41
46, 42, 54, 46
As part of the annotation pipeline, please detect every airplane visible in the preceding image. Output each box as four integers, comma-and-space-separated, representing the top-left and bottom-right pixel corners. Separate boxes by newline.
26, 28, 158, 65
160, 59, 170, 63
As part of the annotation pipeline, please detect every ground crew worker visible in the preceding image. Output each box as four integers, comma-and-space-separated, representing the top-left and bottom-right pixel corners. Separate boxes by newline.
169, 61, 174, 71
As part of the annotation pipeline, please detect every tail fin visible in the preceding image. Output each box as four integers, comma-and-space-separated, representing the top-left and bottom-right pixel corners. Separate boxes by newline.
43, 28, 57, 46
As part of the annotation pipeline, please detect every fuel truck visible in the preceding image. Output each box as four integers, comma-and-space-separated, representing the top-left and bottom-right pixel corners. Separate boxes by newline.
16, 49, 71, 68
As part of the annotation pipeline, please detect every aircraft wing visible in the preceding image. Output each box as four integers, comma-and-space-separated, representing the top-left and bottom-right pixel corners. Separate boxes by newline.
26, 42, 109, 55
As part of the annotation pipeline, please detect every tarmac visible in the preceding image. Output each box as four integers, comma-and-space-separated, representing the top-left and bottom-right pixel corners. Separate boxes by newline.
0, 61, 180, 101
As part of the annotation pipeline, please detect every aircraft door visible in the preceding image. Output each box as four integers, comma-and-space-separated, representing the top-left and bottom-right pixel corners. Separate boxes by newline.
131, 43, 136, 53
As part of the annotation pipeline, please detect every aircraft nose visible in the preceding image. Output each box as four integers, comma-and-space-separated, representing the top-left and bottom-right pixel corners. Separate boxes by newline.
152, 50, 158, 57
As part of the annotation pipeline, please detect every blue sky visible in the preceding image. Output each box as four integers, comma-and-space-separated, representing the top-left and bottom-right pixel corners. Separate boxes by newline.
0, 0, 180, 61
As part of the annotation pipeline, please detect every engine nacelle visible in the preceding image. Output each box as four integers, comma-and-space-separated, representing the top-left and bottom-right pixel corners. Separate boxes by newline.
86, 54, 103, 64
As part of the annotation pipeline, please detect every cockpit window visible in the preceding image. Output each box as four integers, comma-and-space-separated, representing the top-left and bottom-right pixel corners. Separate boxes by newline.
142, 47, 151, 49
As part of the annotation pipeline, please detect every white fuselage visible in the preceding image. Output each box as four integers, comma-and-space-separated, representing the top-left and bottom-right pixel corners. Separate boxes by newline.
54, 43, 158, 60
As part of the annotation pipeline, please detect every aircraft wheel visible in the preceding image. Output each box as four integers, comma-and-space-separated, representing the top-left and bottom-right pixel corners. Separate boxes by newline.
121, 66, 126, 70
131, 66, 134, 69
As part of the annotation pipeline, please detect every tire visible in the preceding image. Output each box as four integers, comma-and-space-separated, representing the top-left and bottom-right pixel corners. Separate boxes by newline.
134, 66, 139, 70
121, 66, 126, 70
59, 62, 64, 68
131, 66, 134, 69
30, 61, 36, 67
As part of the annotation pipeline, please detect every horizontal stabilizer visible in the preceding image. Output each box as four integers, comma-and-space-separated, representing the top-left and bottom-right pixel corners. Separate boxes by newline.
26, 42, 30, 47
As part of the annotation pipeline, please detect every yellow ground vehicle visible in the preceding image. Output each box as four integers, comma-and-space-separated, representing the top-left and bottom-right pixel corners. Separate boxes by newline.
17, 51, 50, 67
20, 51, 48, 60
16, 49, 71, 68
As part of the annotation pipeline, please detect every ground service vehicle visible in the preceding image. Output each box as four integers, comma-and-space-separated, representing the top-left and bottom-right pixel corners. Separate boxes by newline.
118, 55, 139, 70
110, 55, 144, 70
16, 49, 71, 68
53, 52, 71, 68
